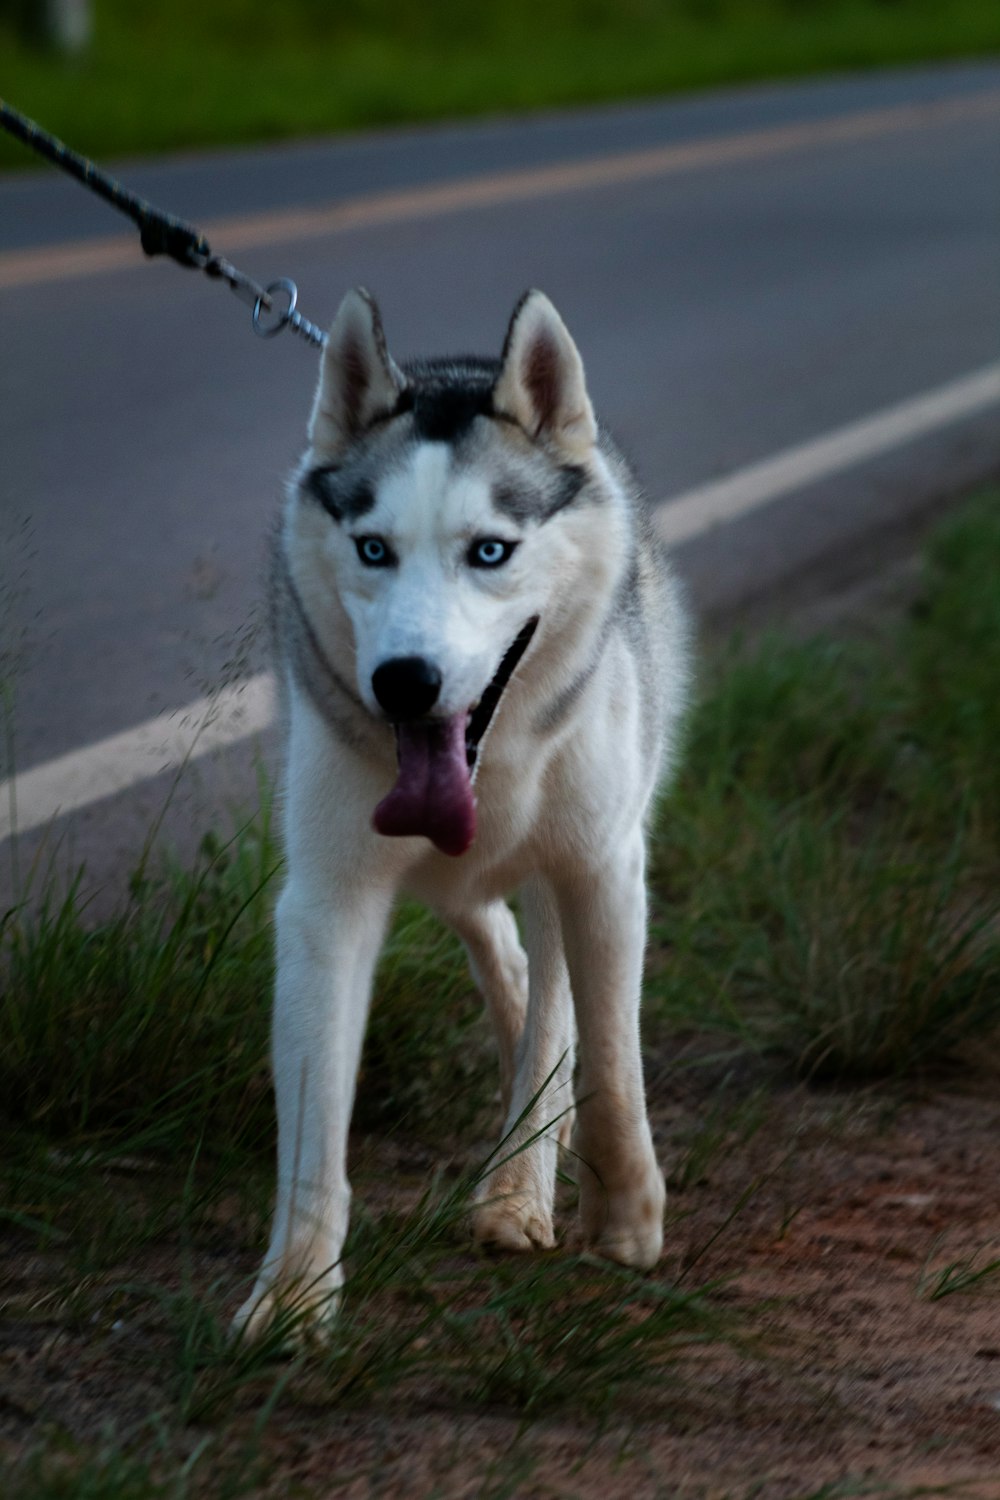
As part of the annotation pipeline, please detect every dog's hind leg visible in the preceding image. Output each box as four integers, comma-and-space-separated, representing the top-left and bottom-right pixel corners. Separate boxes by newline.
555, 831, 665, 1270
470, 878, 575, 1254
447, 900, 528, 1119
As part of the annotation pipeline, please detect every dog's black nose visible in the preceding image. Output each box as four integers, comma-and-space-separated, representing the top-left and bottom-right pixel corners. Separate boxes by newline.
372, 657, 442, 720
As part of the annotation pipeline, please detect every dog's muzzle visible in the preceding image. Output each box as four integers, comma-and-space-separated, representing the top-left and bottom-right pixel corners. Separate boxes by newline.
372, 616, 539, 856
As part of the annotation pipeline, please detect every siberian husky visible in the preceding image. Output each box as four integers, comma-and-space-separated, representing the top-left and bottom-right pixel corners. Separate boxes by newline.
234, 288, 690, 1337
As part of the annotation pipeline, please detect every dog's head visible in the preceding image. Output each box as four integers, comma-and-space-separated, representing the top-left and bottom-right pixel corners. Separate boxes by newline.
286, 288, 628, 855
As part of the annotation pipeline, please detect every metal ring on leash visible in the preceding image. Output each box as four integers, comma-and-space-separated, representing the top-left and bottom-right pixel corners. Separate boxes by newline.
252, 277, 328, 348
253, 277, 297, 339
1, 101, 329, 354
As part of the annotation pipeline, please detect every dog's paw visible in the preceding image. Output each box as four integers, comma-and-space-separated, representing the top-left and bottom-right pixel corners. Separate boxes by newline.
230, 1267, 343, 1347
472, 1192, 556, 1253
580, 1169, 666, 1271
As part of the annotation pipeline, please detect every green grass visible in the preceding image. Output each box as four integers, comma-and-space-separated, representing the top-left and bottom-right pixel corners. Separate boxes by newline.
1, 1, 999, 168
917, 1238, 1000, 1300
648, 491, 1000, 1079
1, 809, 279, 1151
2, 491, 1000, 1494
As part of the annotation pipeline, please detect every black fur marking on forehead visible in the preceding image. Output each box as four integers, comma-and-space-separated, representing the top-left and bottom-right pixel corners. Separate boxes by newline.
400, 355, 501, 444
412, 383, 494, 443
492, 464, 588, 524
305, 465, 376, 523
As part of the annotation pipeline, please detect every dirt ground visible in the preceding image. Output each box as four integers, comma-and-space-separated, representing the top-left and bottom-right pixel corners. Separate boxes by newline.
345, 1071, 1000, 1497
3, 1061, 1000, 1499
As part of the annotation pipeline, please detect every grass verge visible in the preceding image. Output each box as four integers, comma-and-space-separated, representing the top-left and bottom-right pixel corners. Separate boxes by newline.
1, 490, 999, 1491
649, 491, 1000, 1078
2, 1, 999, 167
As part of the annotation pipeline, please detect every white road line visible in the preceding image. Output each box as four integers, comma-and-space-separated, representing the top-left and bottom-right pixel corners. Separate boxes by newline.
2, 358, 999, 841
1, 675, 275, 841
654, 361, 1000, 547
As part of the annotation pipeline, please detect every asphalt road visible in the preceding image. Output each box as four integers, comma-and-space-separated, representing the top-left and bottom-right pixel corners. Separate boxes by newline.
1, 64, 999, 886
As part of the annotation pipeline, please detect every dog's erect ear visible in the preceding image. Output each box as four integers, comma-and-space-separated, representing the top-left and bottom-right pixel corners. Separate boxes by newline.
309, 288, 405, 458
493, 291, 597, 459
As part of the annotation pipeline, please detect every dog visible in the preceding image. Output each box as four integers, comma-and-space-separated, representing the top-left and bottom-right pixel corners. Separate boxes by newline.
234, 287, 690, 1337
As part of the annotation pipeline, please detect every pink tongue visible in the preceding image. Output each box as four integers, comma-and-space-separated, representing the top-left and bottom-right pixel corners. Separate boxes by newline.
373, 714, 476, 856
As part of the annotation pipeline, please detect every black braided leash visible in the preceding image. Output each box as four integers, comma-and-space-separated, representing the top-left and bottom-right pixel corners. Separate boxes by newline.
0, 98, 328, 348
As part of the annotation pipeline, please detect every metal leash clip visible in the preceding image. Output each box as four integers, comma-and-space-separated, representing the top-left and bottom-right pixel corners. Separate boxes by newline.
252, 278, 328, 349
0, 99, 331, 356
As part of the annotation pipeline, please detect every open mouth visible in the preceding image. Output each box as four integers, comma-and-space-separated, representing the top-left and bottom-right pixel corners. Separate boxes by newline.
465, 615, 539, 771
372, 616, 539, 857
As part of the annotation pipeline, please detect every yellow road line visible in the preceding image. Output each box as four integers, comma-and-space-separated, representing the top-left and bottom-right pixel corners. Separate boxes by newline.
2, 90, 998, 292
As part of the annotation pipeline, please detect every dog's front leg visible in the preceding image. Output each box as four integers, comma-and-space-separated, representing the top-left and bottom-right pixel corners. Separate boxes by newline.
233, 875, 393, 1340
556, 833, 665, 1269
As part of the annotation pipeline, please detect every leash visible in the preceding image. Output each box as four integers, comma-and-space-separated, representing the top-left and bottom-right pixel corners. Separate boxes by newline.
0, 99, 329, 349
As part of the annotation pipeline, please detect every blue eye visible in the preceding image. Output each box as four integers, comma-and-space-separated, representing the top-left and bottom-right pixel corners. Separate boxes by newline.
355, 535, 394, 567
469, 538, 518, 569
